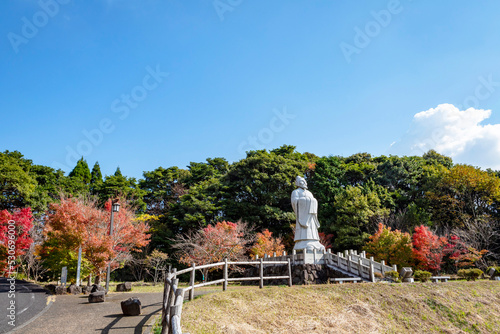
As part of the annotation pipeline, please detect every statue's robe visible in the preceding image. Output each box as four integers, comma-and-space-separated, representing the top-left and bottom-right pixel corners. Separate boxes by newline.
291, 188, 320, 241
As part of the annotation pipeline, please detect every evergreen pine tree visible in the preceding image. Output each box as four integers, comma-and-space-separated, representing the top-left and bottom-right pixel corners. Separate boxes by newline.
68, 158, 91, 184
90, 162, 103, 184
114, 167, 123, 177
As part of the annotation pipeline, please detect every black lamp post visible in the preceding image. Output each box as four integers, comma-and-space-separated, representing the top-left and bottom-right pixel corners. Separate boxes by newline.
105, 200, 120, 292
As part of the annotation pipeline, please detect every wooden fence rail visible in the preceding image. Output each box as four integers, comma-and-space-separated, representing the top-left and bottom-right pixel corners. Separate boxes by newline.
161, 258, 292, 334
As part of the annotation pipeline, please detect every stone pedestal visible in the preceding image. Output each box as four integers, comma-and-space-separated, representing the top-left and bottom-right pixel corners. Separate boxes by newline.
293, 240, 325, 252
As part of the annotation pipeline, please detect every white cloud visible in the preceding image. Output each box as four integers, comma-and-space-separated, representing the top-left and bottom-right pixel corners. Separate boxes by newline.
391, 103, 500, 170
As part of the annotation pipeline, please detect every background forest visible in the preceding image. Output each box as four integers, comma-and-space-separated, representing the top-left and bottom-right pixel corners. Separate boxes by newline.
1, 145, 499, 281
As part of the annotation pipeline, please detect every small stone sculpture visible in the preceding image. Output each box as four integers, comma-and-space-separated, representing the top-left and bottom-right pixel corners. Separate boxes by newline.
291, 176, 325, 251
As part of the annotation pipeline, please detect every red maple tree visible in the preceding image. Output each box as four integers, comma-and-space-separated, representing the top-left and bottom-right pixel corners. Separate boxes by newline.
443, 235, 487, 270
0, 208, 33, 275
412, 225, 447, 273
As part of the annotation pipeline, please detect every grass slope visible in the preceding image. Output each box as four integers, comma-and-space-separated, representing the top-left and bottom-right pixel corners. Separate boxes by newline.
181, 281, 500, 334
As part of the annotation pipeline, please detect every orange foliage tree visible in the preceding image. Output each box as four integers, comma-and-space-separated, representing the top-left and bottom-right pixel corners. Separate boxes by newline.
250, 229, 285, 258
364, 223, 413, 268
41, 196, 150, 283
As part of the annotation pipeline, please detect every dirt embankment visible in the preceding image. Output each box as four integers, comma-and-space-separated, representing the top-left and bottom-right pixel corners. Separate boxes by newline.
181, 281, 500, 334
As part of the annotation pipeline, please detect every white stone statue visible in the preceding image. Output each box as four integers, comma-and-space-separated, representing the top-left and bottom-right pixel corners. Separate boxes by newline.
291, 176, 325, 251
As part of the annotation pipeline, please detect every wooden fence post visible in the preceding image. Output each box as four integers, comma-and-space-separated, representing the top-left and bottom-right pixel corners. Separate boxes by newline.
370, 262, 375, 283
189, 263, 195, 301
161, 274, 171, 334
223, 258, 228, 291
259, 258, 264, 289
288, 258, 292, 287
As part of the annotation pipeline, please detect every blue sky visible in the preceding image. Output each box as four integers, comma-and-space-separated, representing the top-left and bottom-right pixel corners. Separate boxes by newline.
2, 1, 500, 179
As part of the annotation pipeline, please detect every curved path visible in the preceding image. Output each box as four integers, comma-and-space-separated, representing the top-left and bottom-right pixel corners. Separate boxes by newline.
0, 278, 51, 334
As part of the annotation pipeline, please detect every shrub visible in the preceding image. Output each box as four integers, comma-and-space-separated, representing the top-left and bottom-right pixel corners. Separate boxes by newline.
384, 270, 400, 282
458, 269, 483, 281
414, 270, 432, 282
374, 272, 384, 279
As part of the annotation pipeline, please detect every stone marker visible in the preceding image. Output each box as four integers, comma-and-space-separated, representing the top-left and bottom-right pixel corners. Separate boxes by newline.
88, 291, 105, 303
116, 282, 132, 292
488, 267, 496, 279
400, 267, 414, 283
121, 297, 141, 316
67, 284, 82, 295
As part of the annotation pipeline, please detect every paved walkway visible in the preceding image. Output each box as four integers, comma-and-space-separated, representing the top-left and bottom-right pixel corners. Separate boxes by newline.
0, 279, 50, 334
13, 291, 164, 334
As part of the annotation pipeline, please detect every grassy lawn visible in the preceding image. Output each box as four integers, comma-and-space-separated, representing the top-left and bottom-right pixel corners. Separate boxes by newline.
172, 280, 500, 334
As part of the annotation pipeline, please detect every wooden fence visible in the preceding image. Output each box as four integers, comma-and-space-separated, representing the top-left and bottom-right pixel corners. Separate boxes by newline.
161, 258, 292, 334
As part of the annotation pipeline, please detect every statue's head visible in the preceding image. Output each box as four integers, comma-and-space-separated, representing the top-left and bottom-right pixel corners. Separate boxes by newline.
295, 176, 307, 189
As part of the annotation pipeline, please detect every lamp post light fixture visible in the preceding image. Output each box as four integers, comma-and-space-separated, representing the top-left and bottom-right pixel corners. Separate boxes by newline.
105, 200, 120, 293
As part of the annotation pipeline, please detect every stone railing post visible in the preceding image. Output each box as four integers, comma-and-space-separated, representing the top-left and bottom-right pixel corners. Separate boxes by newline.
259, 258, 264, 289
287, 258, 292, 287
223, 258, 228, 291
370, 262, 375, 282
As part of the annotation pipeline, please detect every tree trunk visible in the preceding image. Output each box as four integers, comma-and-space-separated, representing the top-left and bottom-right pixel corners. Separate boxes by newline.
95, 274, 101, 285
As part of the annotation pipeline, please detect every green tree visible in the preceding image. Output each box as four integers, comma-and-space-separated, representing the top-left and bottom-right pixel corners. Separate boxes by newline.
221, 146, 314, 234
90, 162, 103, 188
95, 167, 146, 211
330, 185, 389, 250
68, 158, 91, 184
426, 164, 500, 231
308, 156, 344, 233
0, 151, 37, 210
341, 153, 377, 187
